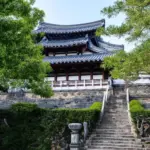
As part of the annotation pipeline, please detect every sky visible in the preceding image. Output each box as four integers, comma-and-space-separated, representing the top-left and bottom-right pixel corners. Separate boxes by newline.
34, 0, 135, 52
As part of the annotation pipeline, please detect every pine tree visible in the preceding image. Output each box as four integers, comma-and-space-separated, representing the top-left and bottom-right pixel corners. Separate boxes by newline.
97, 0, 150, 80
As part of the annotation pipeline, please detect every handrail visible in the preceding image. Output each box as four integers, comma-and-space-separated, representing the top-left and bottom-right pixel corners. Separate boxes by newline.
51, 79, 107, 86
126, 88, 131, 124
100, 86, 109, 122
126, 88, 132, 126
126, 88, 130, 112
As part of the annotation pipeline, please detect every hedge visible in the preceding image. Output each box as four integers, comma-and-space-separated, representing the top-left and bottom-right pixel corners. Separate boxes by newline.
130, 100, 150, 123
0, 102, 102, 150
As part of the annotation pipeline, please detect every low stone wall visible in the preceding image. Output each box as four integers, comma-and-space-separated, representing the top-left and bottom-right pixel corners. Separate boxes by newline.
129, 84, 150, 97
128, 84, 150, 109
0, 90, 104, 109
113, 84, 150, 97
111, 84, 150, 109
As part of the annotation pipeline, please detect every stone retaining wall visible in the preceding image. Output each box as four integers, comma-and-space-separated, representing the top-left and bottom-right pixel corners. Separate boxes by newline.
0, 90, 104, 109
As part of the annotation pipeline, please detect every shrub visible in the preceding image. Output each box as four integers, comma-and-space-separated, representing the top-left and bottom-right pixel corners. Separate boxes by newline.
11, 103, 38, 112
130, 100, 144, 112
130, 100, 144, 122
0, 101, 102, 150
90, 102, 102, 111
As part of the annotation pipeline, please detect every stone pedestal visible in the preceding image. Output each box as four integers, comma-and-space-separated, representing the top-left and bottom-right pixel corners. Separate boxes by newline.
68, 123, 82, 150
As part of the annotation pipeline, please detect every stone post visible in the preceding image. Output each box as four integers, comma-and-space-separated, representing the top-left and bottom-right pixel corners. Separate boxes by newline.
83, 122, 88, 141
68, 123, 82, 150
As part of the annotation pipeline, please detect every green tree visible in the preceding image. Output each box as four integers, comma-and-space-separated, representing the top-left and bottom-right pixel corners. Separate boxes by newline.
97, 0, 150, 80
0, 0, 53, 97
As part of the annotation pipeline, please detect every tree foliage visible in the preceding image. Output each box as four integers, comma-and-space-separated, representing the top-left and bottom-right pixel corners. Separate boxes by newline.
0, 102, 101, 150
98, 0, 150, 80
0, 0, 53, 97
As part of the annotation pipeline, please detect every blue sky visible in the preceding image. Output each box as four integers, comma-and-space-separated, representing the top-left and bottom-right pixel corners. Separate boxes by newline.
34, 0, 134, 51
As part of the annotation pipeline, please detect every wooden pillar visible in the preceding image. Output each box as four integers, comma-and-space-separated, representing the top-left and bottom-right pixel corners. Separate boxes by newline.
53, 52, 56, 56
55, 74, 57, 81
102, 71, 105, 80
79, 72, 81, 81
90, 72, 93, 80
45, 49, 49, 56
66, 72, 69, 81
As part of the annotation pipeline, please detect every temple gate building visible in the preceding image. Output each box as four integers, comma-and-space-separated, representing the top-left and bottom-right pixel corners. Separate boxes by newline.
35, 19, 124, 91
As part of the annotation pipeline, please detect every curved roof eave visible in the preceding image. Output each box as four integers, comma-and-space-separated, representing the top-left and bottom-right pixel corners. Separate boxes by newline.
39, 36, 88, 48
43, 53, 113, 65
35, 19, 105, 34
95, 37, 124, 51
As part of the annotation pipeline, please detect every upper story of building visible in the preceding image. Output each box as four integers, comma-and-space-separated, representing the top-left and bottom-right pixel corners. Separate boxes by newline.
34, 19, 124, 65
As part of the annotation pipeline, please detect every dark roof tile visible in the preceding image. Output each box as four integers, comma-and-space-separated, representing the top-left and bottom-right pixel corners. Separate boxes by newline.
35, 19, 105, 34
43, 53, 113, 64
40, 36, 88, 48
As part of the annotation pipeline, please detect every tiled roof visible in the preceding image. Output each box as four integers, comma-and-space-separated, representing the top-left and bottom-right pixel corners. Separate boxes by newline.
88, 39, 108, 53
35, 19, 105, 34
43, 53, 113, 64
39, 36, 123, 53
40, 36, 88, 48
96, 37, 124, 51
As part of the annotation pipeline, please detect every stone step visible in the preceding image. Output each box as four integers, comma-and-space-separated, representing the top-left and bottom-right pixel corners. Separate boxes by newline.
102, 116, 129, 120
98, 125, 131, 128
91, 131, 133, 136
99, 121, 130, 124
96, 127, 131, 130
105, 107, 127, 110
105, 109, 128, 112
99, 122, 131, 126
103, 114, 129, 118
90, 140, 140, 144
108, 100, 126, 103
87, 145, 143, 150
106, 102, 126, 105
105, 106, 127, 109
92, 137, 137, 141
101, 118, 130, 122
86, 94, 144, 150
107, 101, 127, 104
92, 134, 134, 138
92, 128, 132, 133
101, 119, 130, 123
87, 148, 143, 150
104, 111, 128, 114
88, 144, 142, 148
99, 124, 131, 127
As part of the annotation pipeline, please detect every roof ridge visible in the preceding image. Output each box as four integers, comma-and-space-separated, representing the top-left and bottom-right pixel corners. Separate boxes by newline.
47, 52, 112, 59
100, 39, 124, 47
40, 19, 105, 27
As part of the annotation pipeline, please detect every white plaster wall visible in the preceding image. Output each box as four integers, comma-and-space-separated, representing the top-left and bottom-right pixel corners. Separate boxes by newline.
69, 76, 78, 80
45, 77, 55, 81
81, 75, 90, 80
93, 75, 102, 79
57, 77, 66, 81
55, 54, 66, 56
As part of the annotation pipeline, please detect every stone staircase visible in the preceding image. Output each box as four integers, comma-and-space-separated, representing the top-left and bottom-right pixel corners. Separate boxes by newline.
85, 92, 145, 150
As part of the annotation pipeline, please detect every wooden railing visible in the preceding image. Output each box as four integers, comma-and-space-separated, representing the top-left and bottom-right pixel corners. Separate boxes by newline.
50, 79, 108, 91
